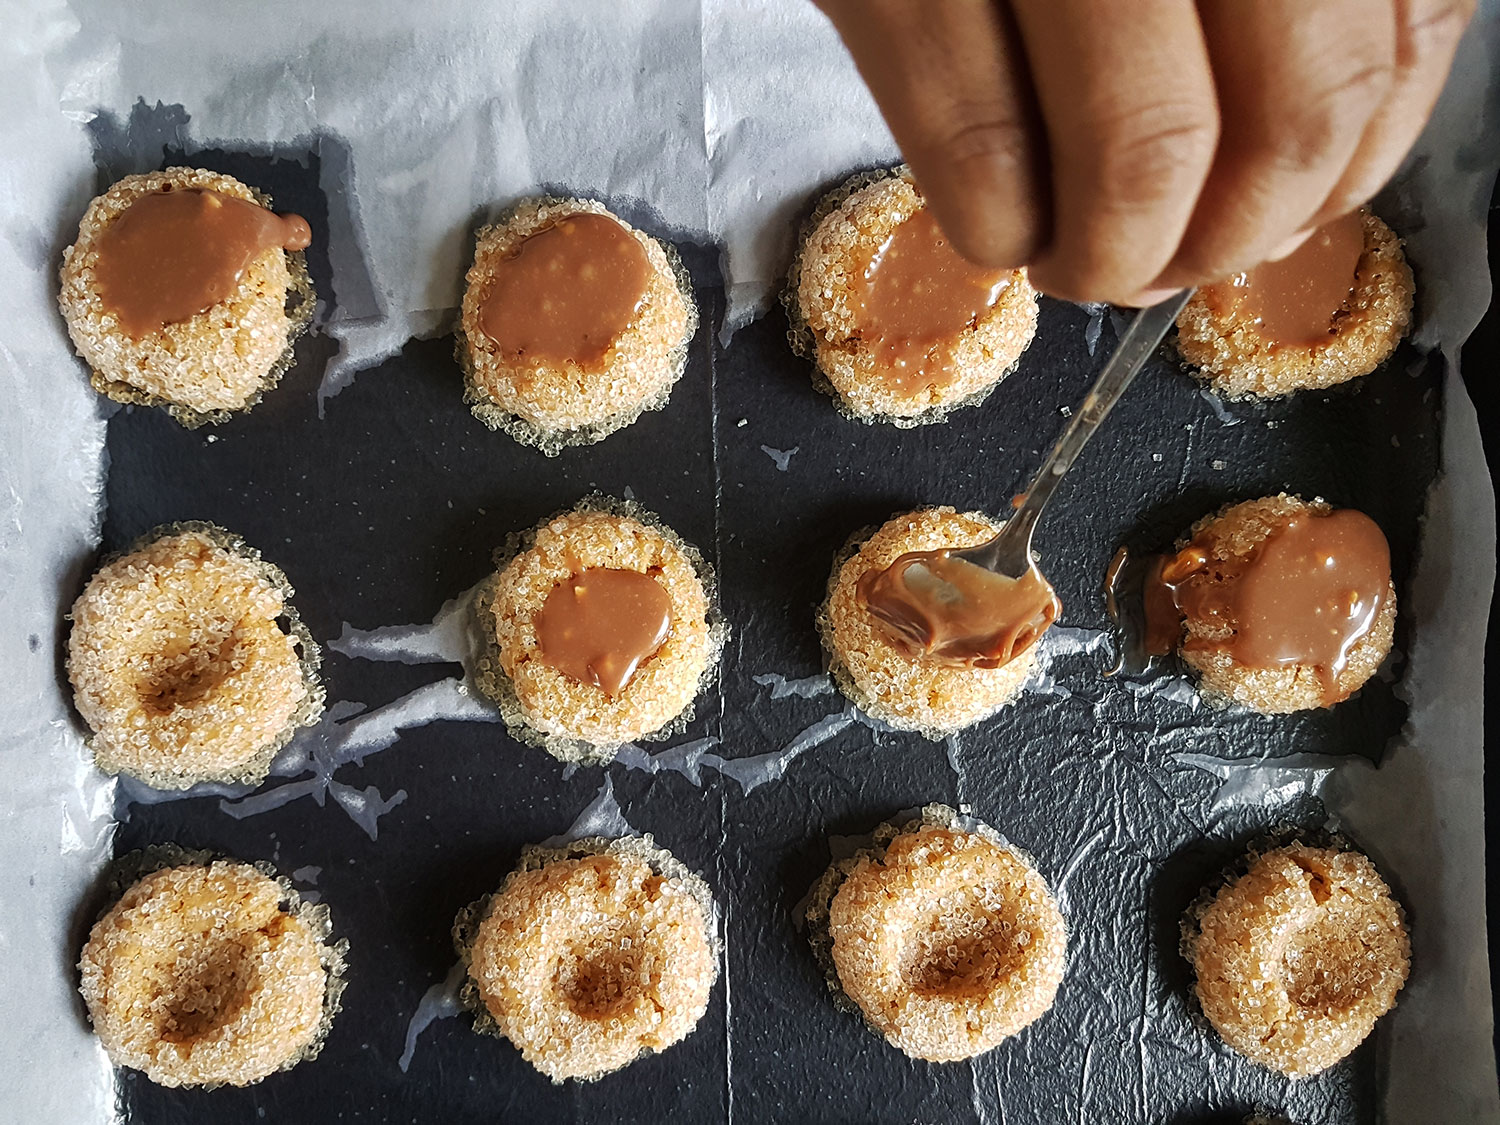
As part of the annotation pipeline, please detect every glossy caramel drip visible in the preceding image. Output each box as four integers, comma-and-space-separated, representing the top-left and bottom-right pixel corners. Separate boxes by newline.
1140, 554, 1186, 657
1214, 212, 1365, 346
851, 209, 1011, 394
857, 549, 1060, 669
1142, 509, 1390, 703
93, 187, 312, 338
1101, 546, 1180, 675
478, 213, 652, 369
533, 567, 672, 698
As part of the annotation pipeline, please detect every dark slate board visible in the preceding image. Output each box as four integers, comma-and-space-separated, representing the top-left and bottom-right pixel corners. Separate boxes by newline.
84, 123, 1441, 1124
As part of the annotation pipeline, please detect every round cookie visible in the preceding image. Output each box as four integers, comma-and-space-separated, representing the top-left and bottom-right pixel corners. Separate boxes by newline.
805, 806, 1066, 1062
78, 854, 345, 1088
479, 500, 724, 760
458, 837, 718, 1082
58, 168, 314, 425
788, 168, 1039, 425
1183, 841, 1410, 1077
820, 507, 1037, 736
66, 523, 324, 790
458, 198, 697, 453
1153, 495, 1395, 713
1177, 210, 1413, 398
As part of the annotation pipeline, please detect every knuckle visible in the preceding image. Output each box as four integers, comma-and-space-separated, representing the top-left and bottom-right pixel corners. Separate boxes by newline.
1165, 237, 1261, 291
1262, 63, 1394, 175
1405, 1, 1475, 47
1038, 228, 1150, 301
1161, 245, 1233, 289
1088, 101, 1218, 210
952, 219, 1044, 270
910, 113, 1043, 265
1319, 181, 1383, 226
1030, 256, 1133, 305
922, 112, 1033, 175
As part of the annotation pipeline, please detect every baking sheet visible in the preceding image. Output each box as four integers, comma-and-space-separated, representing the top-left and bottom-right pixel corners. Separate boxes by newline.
2, 1, 1498, 1121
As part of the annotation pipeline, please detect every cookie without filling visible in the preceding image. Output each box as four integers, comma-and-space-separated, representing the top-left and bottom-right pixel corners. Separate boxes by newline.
79, 858, 342, 1088
67, 524, 324, 790
1184, 841, 1410, 1077
808, 807, 1067, 1063
460, 839, 717, 1082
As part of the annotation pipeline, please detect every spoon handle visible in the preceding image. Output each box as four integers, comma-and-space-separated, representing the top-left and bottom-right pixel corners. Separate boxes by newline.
1010, 291, 1194, 539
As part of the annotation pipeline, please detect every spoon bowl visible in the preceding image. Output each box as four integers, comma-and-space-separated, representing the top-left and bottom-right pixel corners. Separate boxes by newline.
865, 291, 1193, 665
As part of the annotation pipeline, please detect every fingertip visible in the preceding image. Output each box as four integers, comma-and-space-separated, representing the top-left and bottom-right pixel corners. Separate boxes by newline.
1266, 228, 1315, 262
910, 144, 1050, 269
1021, 260, 1098, 304
1118, 286, 1186, 309
1026, 249, 1168, 304
927, 198, 1044, 271
1151, 223, 1315, 298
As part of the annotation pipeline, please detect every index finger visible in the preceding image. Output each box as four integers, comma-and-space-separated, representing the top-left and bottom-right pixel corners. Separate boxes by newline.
817, 0, 1049, 268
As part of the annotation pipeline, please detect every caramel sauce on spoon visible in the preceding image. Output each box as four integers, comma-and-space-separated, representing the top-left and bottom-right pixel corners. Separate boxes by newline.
858, 550, 1060, 669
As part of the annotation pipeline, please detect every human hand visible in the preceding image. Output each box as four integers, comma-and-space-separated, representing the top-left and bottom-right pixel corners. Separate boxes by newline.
816, 0, 1473, 304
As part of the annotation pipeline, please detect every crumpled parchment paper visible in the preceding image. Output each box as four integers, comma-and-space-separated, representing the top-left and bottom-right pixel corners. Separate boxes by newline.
1, 0, 1496, 1120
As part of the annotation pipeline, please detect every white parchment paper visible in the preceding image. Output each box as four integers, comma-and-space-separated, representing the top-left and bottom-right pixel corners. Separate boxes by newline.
1, 1, 1495, 1120
0, 3, 117, 1121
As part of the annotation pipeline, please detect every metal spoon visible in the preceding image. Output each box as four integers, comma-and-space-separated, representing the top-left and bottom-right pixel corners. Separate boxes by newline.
900, 290, 1193, 647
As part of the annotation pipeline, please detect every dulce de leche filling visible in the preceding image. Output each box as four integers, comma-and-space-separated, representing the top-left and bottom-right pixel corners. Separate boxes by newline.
93, 187, 312, 339
851, 209, 1011, 394
1209, 211, 1365, 346
478, 213, 652, 370
857, 550, 1060, 669
1142, 509, 1390, 703
533, 567, 672, 698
